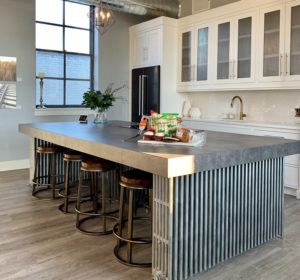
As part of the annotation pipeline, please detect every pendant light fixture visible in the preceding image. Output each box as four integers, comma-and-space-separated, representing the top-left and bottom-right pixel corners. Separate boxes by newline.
92, 0, 115, 35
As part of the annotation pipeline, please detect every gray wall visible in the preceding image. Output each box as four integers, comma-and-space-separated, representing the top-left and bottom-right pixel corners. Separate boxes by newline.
0, 0, 37, 163
180, 0, 239, 17
0, 0, 145, 166
98, 12, 146, 121
180, 0, 192, 17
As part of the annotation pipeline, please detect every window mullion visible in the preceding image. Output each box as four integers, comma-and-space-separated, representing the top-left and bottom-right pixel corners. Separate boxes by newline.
90, 6, 95, 91
63, 0, 66, 106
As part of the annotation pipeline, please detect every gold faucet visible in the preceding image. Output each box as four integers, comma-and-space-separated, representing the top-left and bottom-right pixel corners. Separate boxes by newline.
230, 96, 247, 120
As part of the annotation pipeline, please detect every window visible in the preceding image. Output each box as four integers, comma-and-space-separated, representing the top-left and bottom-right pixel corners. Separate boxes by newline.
35, 0, 94, 107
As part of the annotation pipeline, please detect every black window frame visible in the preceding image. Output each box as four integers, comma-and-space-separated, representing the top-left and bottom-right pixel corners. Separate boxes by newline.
35, 0, 94, 108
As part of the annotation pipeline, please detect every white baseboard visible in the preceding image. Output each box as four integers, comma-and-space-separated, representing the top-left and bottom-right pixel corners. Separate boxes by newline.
0, 159, 30, 172
284, 186, 299, 199
296, 190, 300, 200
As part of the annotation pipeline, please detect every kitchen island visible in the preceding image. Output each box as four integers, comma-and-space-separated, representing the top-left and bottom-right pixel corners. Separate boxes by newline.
19, 121, 300, 280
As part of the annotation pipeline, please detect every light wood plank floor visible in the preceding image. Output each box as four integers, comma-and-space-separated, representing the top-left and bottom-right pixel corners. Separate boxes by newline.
1, 169, 300, 280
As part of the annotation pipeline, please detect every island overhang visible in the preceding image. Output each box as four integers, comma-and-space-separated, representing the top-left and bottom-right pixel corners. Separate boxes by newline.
19, 121, 300, 178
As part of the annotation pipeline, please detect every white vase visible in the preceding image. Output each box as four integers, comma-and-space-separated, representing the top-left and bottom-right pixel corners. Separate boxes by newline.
189, 107, 201, 119
182, 99, 192, 117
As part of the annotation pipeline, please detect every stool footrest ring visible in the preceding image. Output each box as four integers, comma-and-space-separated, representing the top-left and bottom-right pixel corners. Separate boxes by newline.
113, 223, 152, 244
32, 188, 63, 200
113, 244, 151, 268
76, 215, 118, 236
75, 206, 119, 217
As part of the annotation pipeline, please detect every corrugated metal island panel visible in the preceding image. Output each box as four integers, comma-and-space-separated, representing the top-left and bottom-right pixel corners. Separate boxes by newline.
152, 157, 284, 280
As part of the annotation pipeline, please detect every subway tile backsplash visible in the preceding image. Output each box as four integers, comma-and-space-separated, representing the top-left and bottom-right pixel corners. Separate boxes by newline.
184, 90, 299, 122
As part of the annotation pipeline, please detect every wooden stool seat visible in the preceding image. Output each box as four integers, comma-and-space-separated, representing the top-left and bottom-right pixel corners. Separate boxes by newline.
81, 158, 115, 172
63, 152, 84, 161
120, 170, 152, 187
37, 146, 61, 154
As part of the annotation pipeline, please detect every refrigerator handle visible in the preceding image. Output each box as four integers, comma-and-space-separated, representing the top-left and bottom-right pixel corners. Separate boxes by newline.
138, 75, 142, 115
141, 75, 144, 115
141, 75, 148, 116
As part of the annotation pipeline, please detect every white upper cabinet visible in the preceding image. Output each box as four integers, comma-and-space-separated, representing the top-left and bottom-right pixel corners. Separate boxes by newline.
178, 10, 255, 91
214, 12, 255, 83
131, 26, 162, 68
178, 23, 213, 88
258, 0, 300, 83
177, 0, 300, 92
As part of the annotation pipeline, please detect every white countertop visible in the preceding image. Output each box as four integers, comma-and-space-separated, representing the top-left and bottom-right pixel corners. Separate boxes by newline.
183, 117, 300, 131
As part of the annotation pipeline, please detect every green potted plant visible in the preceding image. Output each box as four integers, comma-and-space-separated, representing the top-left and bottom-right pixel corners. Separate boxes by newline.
82, 83, 125, 123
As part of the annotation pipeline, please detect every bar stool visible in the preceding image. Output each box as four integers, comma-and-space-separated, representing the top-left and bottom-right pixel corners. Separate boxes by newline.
58, 152, 84, 214
75, 157, 118, 236
113, 169, 152, 267
32, 145, 63, 200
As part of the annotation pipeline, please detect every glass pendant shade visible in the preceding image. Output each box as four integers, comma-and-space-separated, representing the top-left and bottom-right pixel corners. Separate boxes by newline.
94, 2, 115, 35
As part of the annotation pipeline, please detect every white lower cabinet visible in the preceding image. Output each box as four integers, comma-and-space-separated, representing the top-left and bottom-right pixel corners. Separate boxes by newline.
285, 165, 299, 189
286, 154, 299, 165
183, 119, 300, 199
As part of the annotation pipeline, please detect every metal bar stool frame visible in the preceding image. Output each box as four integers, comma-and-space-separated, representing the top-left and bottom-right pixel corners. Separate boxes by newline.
58, 153, 83, 214
75, 160, 119, 236
113, 175, 153, 268
32, 146, 63, 200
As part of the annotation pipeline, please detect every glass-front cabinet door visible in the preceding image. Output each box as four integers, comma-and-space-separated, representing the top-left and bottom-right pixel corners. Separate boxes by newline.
178, 25, 211, 87
196, 27, 209, 82
216, 21, 232, 81
180, 30, 193, 82
235, 15, 254, 81
215, 14, 254, 83
285, 1, 300, 80
258, 5, 285, 82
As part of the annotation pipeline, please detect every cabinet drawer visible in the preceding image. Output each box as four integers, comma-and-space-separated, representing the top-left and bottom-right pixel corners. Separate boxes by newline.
285, 154, 299, 165
285, 165, 299, 189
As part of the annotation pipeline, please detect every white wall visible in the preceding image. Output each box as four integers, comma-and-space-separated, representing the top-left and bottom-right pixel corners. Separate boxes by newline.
0, 0, 146, 170
184, 90, 300, 123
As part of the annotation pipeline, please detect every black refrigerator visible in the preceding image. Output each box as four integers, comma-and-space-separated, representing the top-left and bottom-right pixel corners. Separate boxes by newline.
131, 65, 160, 123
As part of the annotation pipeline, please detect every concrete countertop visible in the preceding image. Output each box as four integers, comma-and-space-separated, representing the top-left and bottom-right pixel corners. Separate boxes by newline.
19, 121, 300, 178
